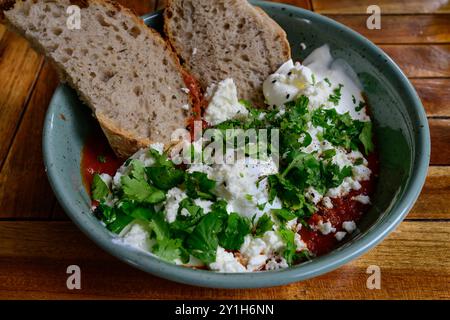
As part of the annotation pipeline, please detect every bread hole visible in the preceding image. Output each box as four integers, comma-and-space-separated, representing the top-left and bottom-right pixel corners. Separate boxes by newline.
106, 10, 116, 18
107, 45, 113, 51
172, 95, 177, 100
101, 70, 115, 82
96, 14, 111, 27
60, 56, 70, 64
81, 48, 88, 56
241, 54, 250, 62
90, 72, 97, 79
64, 48, 74, 56
122, 22, 129, 30
52, 11, 61, 18
186, 32, 193, 40
48, 43, 59, 52
133, 86, 143, 97
224, 23, 230, 30
166, 10, 173, 19
51, 27, 63, 36
129, 26, 141, 38
92, 53, 99, 60
115, 34, 123, 42
43, 5, 51, 13
162, 58, 168, 66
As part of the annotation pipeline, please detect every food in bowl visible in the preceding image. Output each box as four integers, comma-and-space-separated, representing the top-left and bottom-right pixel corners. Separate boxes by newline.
88, 45, 378, 272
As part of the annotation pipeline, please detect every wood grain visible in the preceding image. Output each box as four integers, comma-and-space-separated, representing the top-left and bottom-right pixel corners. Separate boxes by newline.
430, 119, 450, 165
0, 221, 447, 299
0, 62, 59, 219
0, 27, 43, 169
413, 79, 450, 117
329, 15, 450, 44
313, 0, 450, 14
381, 45, 450, 78
409, 166, 450, 219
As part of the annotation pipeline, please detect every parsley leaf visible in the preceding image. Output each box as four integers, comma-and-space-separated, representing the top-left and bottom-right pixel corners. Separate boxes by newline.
219, 213, 251, 250
91, 174, 109, 201
186, 210, 227, 264
146, 166, 184, 190
121, 176, 165, 204
359, 121, 375, 155
254, 214, 274, 237
185, 172, 216, 200
328, 84, 343, 105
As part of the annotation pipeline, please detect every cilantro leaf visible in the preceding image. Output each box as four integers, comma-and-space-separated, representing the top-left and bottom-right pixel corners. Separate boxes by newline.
121, 175, 166, 204
146, 166, 184, 190
152, 238, 183, 262
219, 213, 251, 250
186, 210, 227, 264
107, 211, 133, 234
91, 174, 109, 201
328, 84, 343, 105
359, 121, 375, 155
254, 214, 274, 237
278, 228, 300, 266
272, 209, 297, 223
185, 172, 216, 200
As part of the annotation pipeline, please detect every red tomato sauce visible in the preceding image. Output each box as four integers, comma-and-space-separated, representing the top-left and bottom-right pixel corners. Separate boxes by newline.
299, 152, 379, 256
81, 128, 122, 194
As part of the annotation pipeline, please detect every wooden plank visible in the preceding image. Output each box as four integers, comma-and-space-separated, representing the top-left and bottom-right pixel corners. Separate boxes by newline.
409, 166, 450, 219
116, 0, 158, 15
313, 0, 450, 14
413, 79, 450, 117
0, 62, 59, 219
430, 119, 450, 165
0, 221, 447, 299
381, 45, 450, 78
329, 15, 450, 44
0, 28, 44, 168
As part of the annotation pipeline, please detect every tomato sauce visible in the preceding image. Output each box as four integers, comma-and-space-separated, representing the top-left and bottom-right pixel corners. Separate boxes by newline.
299, 152, 379, 256
80, 127, 122, 194
182, 71, 208, 138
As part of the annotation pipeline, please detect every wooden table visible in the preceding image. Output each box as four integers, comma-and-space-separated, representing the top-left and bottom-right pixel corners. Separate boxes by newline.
0, 0, 449, 300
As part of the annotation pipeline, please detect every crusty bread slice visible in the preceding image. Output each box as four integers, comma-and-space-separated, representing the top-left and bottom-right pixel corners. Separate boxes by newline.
2, 0, 192, 158
164, 0, 291, 107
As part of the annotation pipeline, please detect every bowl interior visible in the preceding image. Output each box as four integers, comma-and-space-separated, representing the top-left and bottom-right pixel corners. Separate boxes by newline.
43, 1, 430, 288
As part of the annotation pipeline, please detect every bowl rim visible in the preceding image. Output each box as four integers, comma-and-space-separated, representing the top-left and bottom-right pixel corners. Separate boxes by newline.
43, 1, 430, 288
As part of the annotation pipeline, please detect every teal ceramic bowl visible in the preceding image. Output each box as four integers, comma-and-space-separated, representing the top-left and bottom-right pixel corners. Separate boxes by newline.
43, 1, 430, 288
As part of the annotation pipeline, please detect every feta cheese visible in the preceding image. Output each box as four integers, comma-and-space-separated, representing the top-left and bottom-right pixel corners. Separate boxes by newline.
322, 197, 334, 209
181, 104, 190, 110
204, 78, 249, 125
164, 187, 188, 223
305, 186, 323, 205
294, 233, 307, 250
181, 87, 190, 94
316, 220, 336, 235
342, 221, 357, 233
210, 247, 247, 273
119, 222, 154, 251
335, 231, 347, 242
352, 195, 371, 205
265, 257, 289, 271
193, 199, 213, 214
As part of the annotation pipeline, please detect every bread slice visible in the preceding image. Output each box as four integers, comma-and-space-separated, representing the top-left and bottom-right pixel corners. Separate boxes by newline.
164, 0, 291, 107
1, 0, 192, 158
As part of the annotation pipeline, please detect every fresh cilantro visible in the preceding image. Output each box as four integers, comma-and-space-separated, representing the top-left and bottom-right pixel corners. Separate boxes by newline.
352, 95, 356, 104
355, 100, 366, 112
272, 209, 297, 223
121, 175, 166, 204
278, 228, 300, 266
323, 163, 353, 188
253, 214, 274, 237
107, 211, 133, 233
146, 166, 184, 190
359, 121, 375, 155
117, 201, 154, 220
185, 172, 216, 200
328, 84, 343, 106
97, 155, 107, 163
324, 78, 332, 87
219, 213, 251, 250
354, 158, 364, 166
91, 174, 109, 201
186, 210, 227, 264
321, 149, 337, 160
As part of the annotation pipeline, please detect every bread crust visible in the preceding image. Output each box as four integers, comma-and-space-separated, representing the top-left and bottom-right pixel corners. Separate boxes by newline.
2, 0, 193, 159
164, 0, 291, 107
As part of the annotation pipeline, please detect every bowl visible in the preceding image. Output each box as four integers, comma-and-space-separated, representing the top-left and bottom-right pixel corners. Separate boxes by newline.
43, 1, 430, 288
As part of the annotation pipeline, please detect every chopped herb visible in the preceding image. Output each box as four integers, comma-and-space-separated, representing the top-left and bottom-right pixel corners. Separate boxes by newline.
324, 78, 332, 87
359, 121, 375, 155
254, 214, 274, 237
219, 213, 251, 250
352, 95, 356, 104
97, 155, 107, 164
355, 100, 366, 112
328, 84, 344, 106
91, 174, 109, 201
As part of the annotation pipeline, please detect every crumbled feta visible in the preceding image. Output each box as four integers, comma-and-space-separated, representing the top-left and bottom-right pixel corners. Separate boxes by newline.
119, 222, 154, 251
305, 186, 323, 205
265, 257, 289, 271
204, 78, 249, 125
181, 87, 190, 94
322, 196, 334, 209
295, 233, 307, 250
316, 220, 336, 235
326, 177, 362, 198
210, 247, 247, 273
342, 221, 357, 233
192, 47, 198, 55
194, 198, 213, 214
353, 165, 372, 181
164, 187, 188, 223
335, 231, 347, 242
181, 104, 190, 110
352, 194, 371, 205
